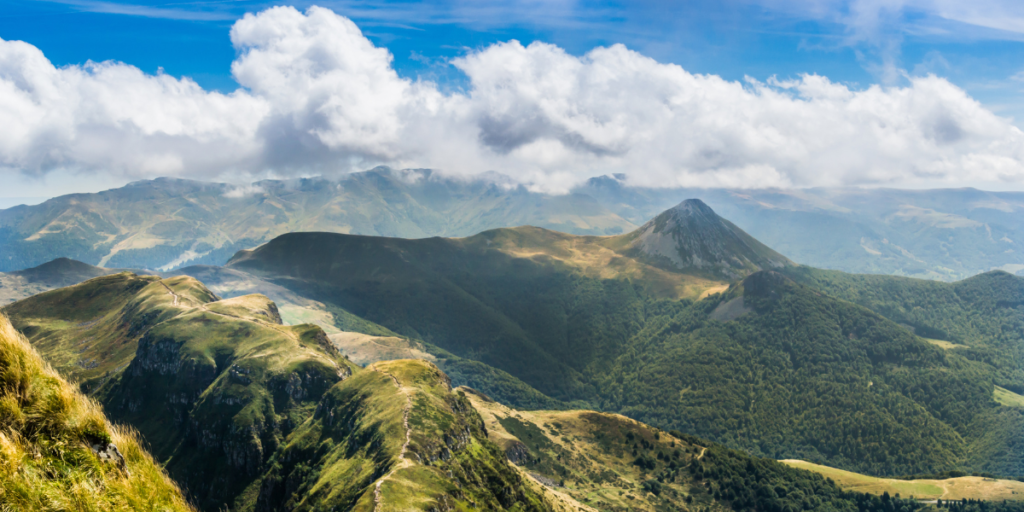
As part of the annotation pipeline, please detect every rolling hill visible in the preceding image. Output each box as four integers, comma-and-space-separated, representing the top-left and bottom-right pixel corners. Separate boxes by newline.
0, 313, 194, 511
462, 387, 1010, 512
0, 272, 583, 511
223, 200, 1022, 477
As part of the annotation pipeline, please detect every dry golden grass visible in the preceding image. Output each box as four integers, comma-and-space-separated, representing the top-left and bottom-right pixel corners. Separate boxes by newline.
464, 387, 708, 512
328, 333, 436, 366
781, 460, 1024, 501
0, 313, 195, 512
923, 338, 968, 350
474, 226, 728, 300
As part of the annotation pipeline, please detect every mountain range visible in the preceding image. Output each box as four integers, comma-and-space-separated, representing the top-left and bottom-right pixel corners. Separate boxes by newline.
2, 168, 1023, 280
221, 201, 1024, 477
2, 196, 1023, 511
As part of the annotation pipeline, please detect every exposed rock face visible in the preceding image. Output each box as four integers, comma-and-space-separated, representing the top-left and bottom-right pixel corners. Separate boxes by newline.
504, 441, 531, 465
620, 199, 791, 280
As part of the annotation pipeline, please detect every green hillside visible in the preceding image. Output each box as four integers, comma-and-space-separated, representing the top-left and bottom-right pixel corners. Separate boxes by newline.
0, 273, 573, 511
224, 204, 1018, 476
3, 273, 360, 510
247, 359, 550, 512
782, 267, 1024, 475
466, 388, 960, 512
0, 313, 194, 511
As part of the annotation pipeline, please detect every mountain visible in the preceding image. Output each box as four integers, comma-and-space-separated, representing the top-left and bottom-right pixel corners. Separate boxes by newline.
224, 201, 1022, 477
0, 313, 194, 511
248, 358, 552, 512
0, 257, 156, 304
608, 198, 791, 279
0, 169, 636, 273
0, 272, 580, 511
5, 268, 1022, 510
3, 272, 361, 510
3, 168, 1023, 280
579, 177, 1024, 280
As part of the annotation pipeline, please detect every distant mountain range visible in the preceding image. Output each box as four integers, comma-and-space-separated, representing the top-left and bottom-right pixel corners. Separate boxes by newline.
2, 167, 1023, 280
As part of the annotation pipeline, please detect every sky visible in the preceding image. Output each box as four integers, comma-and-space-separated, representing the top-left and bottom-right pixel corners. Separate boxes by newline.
2, 0, 1024, 198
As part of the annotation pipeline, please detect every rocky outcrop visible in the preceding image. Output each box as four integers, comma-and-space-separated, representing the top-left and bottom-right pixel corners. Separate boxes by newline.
504, 441, 531, 465
89, 440, 127, 472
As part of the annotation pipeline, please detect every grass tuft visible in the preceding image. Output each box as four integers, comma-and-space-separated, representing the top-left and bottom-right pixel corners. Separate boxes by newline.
0, 312, 194, 512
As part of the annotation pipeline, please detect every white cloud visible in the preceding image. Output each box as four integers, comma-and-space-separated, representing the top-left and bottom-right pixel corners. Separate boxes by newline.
222, 184, 266, 198
0, 5, 1023, 192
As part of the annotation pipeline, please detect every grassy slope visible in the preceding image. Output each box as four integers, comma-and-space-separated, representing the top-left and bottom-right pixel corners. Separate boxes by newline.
465, 388, 945, 512
246, 359, 552, 512
2, 273, 359, 511
226, 228, 726, 402
0, 313, 194, 511
782, 461, 1024, 501
227, 228, 1009, 477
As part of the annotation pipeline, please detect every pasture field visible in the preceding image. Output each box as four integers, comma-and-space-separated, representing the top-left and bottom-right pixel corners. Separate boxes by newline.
994, 386, 1024, 408
782, 460, 1024, 501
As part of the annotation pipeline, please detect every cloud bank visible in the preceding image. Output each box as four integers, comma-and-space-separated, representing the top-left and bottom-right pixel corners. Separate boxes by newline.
1, 5, 1023, 192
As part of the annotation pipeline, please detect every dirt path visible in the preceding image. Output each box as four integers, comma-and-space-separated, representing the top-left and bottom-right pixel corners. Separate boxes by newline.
159, 281, 181, 306
372, 368, 414, 512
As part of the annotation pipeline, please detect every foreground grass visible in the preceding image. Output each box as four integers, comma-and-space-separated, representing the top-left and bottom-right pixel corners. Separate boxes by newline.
782, 460, 1024, 501
0, 313, 194, 512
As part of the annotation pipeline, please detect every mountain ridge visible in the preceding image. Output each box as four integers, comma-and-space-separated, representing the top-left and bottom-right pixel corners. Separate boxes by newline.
3, 169, 1024, 279
221, 202, 1021, 477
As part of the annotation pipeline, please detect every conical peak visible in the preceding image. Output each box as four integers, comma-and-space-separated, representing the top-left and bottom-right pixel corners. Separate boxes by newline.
620, 199, 792, 280
649, 198, 722, 234
655, 198, 720, 225
673, 198, 715, 215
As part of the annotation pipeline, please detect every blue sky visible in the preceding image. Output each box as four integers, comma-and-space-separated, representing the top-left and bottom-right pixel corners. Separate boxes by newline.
3, 0, 1024, 198
5, 0, 1024, 112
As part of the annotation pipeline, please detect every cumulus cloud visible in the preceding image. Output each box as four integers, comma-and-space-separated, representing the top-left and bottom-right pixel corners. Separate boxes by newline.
0, 5, 1023, 192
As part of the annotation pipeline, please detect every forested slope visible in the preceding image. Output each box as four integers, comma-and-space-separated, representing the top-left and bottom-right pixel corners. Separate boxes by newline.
224, 213, 1018, 476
